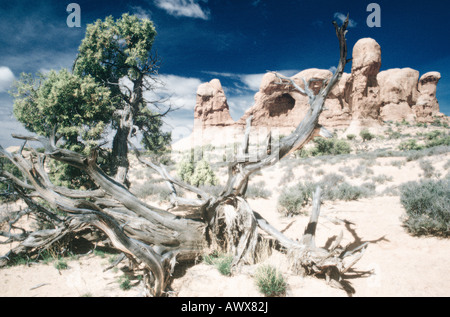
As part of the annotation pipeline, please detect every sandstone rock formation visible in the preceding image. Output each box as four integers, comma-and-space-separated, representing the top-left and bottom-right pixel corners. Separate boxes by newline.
348, 38, 382, 122
413, 72, 443, 122
377, 68, 419, 122
194, 79, 234, 129
187, 37, 446, 148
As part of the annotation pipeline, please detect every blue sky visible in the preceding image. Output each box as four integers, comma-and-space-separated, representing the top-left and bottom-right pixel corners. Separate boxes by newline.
0, 0, 449, 147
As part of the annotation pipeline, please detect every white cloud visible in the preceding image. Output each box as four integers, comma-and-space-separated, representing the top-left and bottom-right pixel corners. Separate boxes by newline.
227, 94, 255, 120
333, 12, 357, 28
203, 69, 301, 93
130, 6, 152, 20
240, 74, 265, 91
0, 67, 15, 93
143, 74, 202, 110
154, 0, 210, 20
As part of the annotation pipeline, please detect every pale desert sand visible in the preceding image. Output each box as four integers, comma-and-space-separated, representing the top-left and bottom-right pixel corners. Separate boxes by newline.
1, 125, 449, 297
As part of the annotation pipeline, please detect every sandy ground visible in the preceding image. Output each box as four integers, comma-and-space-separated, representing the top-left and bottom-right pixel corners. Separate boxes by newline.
1, 124, 449, 297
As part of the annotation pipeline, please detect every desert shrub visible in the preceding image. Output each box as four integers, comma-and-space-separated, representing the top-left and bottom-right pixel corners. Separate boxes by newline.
255, 265, 286, 297
419, 160, 436, 178
177, 157, 217, 187
331, 182, 375, 201
398, 139, 424, 151
190, 159, 218, 187
177, 157, 195, 183
203, 252, 233, 276
425, 134, 450, 148
118, 275, 132, 290
245, 181, 272, 199
346, 134, 356, 140
132, 182, 172, 202
424, 130, 443, 141
54, 258, 69, 270
430, 117, 449, 128
309, 137, 351, 157
360, 129, 375, 142
277, 175, 374, 216
0, 156, 24, 202
372, 174, 393, 184
277, 181, 315, 216
400, 178, 450, 237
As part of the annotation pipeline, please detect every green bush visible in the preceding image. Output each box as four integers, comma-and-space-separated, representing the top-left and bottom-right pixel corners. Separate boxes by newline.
331, 182, 374, 201
425, 134, 450, 148
132, 182, 172, 202
360, 129, 375, 142
0, 157, 23, 202
399, 139, 424, 151
277, 182, 314, 216
309, 137, 351, 157
400, 178, 450, 237
190, 159, 218, 187
245, 181, 272, 199
177, 157, 217, 187
255, 265, 287, 297
277, 175, 374, 216
177, 157, 195, 183
346, 134, 356, 140
419, 160, 435, 178
203, 252, 233, 276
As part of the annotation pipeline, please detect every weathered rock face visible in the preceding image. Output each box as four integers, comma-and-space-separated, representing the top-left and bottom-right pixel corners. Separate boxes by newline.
192, 38, 446, 139
377, 68, 420, 122
347, 38, 382, 121
194, 79, 234, 129
235, 69, 353, 130
413, 72, 443, 122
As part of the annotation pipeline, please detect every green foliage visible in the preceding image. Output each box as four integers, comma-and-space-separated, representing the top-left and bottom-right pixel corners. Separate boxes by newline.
277, 174, 375, 216
177, 157, 195, 184
73, 13, 170, 154
399, 132, 450, 153
73, 13, 157, 84
425, 134, 450, 148
11, 69, 114, 189
190, 159, 218, 187
10, 14, 172, 187
203, 252, 233, 276
419, 160, 436, 178
119, 275, 132, 290
346, 134, 356, 140
255, 265, 287, 297
135, 108, 172, 153
398, 139, 424, 151
54, 258, 69, 270
400, 178, 450, 237
12, 69, 113, 143
0, 156, 23, 202
177, 157, 217, 187
360, 129, 375, 142
309, 137, 352, 157
277, 181, 315, 216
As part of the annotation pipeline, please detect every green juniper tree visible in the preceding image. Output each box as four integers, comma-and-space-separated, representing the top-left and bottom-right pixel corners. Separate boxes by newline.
11, 13, 171, 188
11, 69, 113, 188
73, 13, 171, 184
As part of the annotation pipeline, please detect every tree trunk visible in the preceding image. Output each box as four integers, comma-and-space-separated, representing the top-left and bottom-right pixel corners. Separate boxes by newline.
111, 125, 130, 186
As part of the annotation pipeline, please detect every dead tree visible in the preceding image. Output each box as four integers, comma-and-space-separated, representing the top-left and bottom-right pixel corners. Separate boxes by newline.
0, 16, 366, 296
